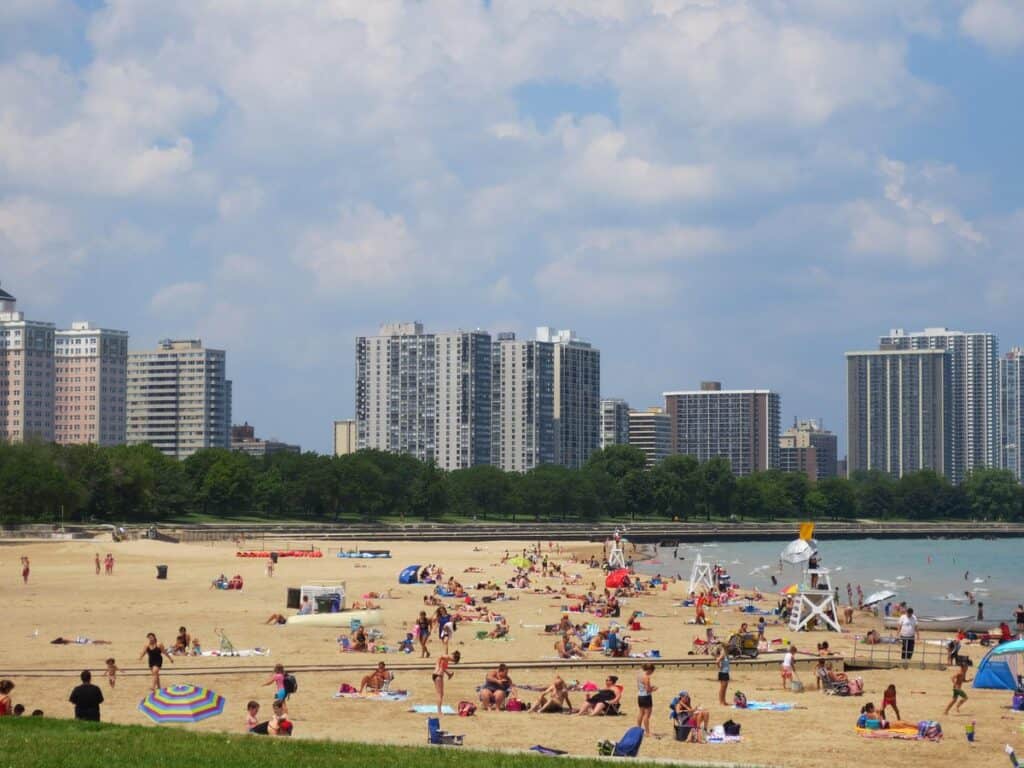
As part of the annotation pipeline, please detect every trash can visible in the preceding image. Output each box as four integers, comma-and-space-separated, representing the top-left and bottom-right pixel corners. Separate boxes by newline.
286, 588, 301, 610
270, 552, 279, 564
156, 564, 168, 579
315, 595, 334, 614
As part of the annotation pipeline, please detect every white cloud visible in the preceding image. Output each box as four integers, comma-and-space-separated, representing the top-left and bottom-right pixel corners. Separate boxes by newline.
149, 281, 207, 314
0, 196, 85, 305
292, 205, 422, 294
960, 0, 1024, 53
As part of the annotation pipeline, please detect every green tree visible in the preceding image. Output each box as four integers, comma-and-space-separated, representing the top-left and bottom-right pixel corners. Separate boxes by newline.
963, 468, 1022, 521
699, 457, 736, 520
650, 454, 701, 520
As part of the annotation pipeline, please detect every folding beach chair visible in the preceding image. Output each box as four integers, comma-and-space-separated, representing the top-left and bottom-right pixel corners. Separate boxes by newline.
215, 627, 235, 655
815, 665, 850, 695
426, 717, 463, 746
598, 726, 644, 757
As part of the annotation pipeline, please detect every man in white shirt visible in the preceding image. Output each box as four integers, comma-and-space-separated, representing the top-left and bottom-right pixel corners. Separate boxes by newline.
897, 607, 920, 664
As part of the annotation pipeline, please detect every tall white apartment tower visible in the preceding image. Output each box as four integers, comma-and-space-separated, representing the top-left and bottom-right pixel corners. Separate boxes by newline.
880, 328, 998, 483
600, 398, 631, 449
55, 322, 129, 446
435, 330, 492, 470
536, 327, 600, 469
491, 332, 554, 472
1001, 347, 1024, 482
355, 323, 492, 470
0, 284, 55, 443
126, 339, 231, 459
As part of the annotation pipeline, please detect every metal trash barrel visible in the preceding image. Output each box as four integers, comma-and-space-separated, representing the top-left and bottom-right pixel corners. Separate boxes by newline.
270, 552, 279, 564
156, 564, 168, 579
286, 588, 301, 610
314, 594, 334, 614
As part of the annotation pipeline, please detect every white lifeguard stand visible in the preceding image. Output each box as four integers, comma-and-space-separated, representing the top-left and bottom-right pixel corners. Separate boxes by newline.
607, 532, 627, 570
787, 568, 841, 632
688, 554, 715, 595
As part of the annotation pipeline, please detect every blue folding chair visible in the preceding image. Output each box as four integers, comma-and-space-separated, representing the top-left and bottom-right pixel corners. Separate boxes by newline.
426, 717, 463, 746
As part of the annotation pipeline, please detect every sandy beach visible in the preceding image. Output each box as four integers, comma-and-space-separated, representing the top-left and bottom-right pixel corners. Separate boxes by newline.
2, 537, 1021, 767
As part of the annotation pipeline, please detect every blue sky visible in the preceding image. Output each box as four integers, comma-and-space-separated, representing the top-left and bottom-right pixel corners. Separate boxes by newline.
2, 1, 1023, 454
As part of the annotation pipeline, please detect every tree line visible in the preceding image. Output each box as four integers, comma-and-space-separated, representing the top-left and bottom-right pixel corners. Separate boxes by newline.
0, 441, 1021, 525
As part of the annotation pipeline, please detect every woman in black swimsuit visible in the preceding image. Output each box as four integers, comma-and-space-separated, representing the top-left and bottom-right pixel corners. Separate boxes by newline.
416, 611, 431, 658
139, 632, 173, 691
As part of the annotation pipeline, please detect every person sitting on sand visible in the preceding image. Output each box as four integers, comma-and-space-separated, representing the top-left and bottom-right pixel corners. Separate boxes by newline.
532, 675, 573, 713
554, 633, 579, 660
246, 700, 260, 732
352, 626, 368, 652
479, 664, 516, 711
359, 661, 394, 693
488, 617, 509, 639
576, 676, 623, 716
173, 627, 190, 655
266, 700, 292, 736
863, 629, 882, 645
265, 613, 289, 625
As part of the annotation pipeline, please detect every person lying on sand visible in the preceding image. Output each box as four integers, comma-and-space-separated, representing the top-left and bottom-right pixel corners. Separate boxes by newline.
50, 637, 112, 645
532, 675, 573, 713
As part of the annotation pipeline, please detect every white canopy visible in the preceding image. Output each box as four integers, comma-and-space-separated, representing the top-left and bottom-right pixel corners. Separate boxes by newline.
780, 538, 818, 565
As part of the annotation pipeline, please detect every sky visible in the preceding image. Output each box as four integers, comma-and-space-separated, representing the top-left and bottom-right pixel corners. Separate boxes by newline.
2, 1, 1023, 454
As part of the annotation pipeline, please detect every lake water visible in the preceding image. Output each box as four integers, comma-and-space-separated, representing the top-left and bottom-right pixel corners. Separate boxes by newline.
635, 538, 1024, 622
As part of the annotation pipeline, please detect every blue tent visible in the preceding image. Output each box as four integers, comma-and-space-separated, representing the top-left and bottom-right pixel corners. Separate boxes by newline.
973, 638, 1024, 690
399, 565, 421, 584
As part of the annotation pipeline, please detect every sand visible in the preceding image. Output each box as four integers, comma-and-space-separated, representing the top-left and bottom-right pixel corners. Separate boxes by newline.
2, 537, 1021, 767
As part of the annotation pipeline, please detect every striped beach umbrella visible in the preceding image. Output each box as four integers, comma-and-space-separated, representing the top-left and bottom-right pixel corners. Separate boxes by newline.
139, 684, 226, 723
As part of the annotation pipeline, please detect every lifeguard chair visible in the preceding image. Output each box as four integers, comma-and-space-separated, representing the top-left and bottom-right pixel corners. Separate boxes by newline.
787, 567, 841, 632
607, 533, 627, 570
688, 554, 715, 595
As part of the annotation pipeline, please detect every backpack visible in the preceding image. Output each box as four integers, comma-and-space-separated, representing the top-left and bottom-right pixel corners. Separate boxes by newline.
723, 719, 741, 736
733, 691, 748, 708
917, 720, 942, 740
505, 697, 525, 712
458, 700, 477, 717
283, 673, 298, 694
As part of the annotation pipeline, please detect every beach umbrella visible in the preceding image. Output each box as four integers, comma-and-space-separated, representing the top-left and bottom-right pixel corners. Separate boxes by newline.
780, 538, 817, 565
863, 589, 896, 607
139, 684, 226, 724
508, 556, 531, 569
781, 583, 800, 595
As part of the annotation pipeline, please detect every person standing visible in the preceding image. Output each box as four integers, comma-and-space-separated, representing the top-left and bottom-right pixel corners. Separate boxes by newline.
1015, 604, 1024, 636
94, 554, 101, 576
944, 657, 972, 715
69, 670, 104, 721
635, 664, 657, 736
897, 607, 920, 664
781, 644, 796, 690
20, 556, 30, 585
432, 651, 460, 714
139, 633, 173, 691
976, 602, 984, 621
715, 645, 730, 705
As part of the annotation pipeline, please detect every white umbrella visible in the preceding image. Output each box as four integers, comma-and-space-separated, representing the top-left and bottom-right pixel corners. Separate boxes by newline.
780, 538, 817, 565
863, 589, 896, 607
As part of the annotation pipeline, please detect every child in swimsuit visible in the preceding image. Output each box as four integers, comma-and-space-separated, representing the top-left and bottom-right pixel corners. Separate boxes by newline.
105, 658, 119, 688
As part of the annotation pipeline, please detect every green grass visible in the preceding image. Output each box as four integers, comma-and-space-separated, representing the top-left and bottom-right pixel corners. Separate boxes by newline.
0, 718, 702, 768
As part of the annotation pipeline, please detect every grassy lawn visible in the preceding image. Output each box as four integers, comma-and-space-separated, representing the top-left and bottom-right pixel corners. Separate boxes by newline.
0, 718, 700, 768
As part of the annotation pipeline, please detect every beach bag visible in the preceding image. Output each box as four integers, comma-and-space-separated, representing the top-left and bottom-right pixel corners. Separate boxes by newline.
458, 700, 477, 717
723, 719, 741, 736
338, 683, 356, 693
283, 674, 298, 694
917, 720, 942, 740
848, 677, 864, 696
673, 723, 693, 742
1012, 693, 1024, 711
506, 697, 525, 712
733, 691, 748, 708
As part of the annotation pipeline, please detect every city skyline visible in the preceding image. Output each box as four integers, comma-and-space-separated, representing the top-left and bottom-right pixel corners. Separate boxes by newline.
2, 4, 1022, 456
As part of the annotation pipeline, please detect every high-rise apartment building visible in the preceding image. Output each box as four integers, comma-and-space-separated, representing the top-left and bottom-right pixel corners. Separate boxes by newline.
778, 419, 838, 481
356, 322, 437, 463
0, 285, 55, 443
663, 382, 781, 476
846, 349, 951, 479
628, 407, 671, 467
333, 419, 357, 456
536, 327, 600, 469
126, 339, 231, 459
54, 322, 128, 446
1000, 347, 1024, 482
491, 333, 554, 472
355, 323, 492, 471
879, 328, 998, 483
435, 330, 492, 470
600, 398, 630, 450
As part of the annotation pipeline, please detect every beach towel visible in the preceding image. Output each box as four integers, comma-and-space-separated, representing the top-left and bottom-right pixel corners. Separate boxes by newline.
736, 701, 794, 711
200, 648, 269, 657
530, 746, 568, 756
334, 690, 409, 702
410, 704, 456, 714
856, 726, 922, 740
706, 735, 742, 743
